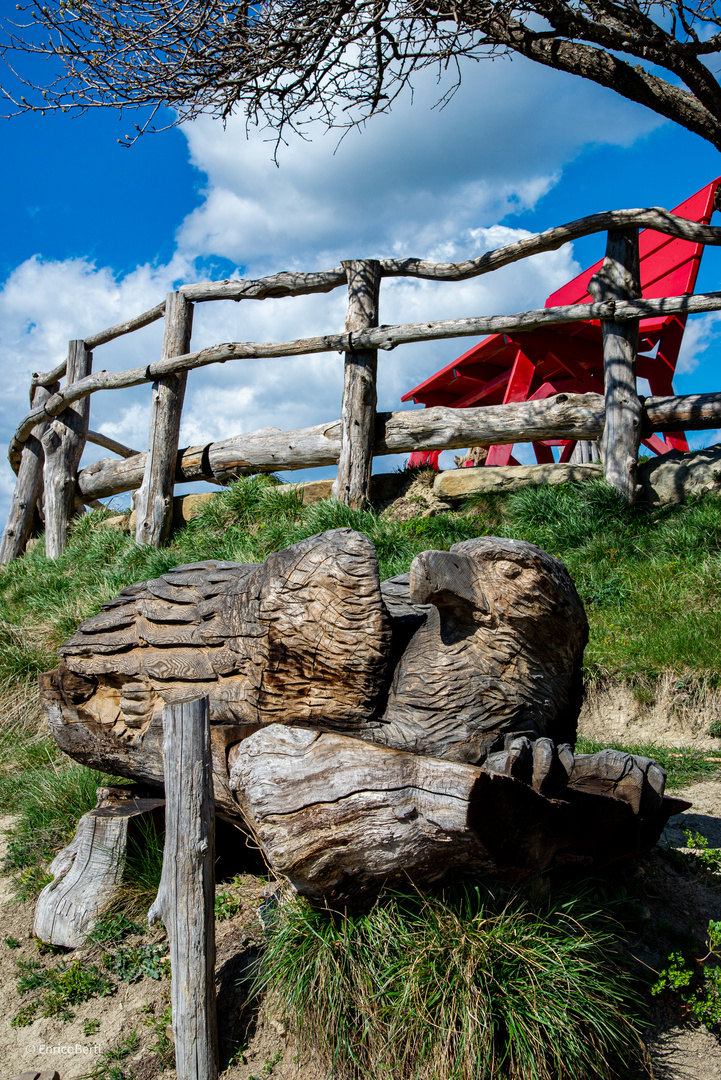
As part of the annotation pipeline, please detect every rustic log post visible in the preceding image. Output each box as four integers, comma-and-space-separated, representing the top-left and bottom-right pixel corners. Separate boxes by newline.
42, 342, 92, 558
149, 695, 218, 1080
332, 260, 381, 508
135, 292, 194, 546
0, 382, 58, 564
570, 440, 601, 464
589, 230, 642, 503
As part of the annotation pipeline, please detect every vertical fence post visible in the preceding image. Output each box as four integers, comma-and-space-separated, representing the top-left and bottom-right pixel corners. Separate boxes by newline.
332, 259, 381, 508
42, 341, 92, 559
589, 230, 642, 503
0, 381, 59, 564
149, 695, 218, 1080
135, 292, 194, 546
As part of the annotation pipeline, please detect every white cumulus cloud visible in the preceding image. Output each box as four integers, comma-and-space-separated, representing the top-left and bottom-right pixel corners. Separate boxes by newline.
0, 52, 664, 524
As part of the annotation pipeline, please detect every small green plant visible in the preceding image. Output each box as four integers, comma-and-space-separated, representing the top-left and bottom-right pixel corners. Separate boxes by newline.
226, 1042, 249, 1069
215, 886, 244, 920
12, 957, 115, 1026
84, 1017, 101, 1037
87, 912, 143, 944
4, 935, 20, 948
11, 864, 53, 901
631, 682, 656, 706
683, 830, 721, 872
249, 1048, 283, 1079
77, 1030, 140, 1080
652, 920, 721, 1030
142, 1000, 174, 1070
34, 936, 65, 955
104, 942, 169, 983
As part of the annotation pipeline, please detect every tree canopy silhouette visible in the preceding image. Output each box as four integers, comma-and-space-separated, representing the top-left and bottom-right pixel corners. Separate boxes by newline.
3, 1, 721, 146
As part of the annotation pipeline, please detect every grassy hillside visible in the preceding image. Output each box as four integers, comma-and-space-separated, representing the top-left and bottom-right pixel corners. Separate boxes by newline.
1, 472, 720, 685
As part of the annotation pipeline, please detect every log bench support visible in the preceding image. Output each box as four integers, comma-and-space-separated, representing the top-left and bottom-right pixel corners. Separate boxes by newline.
149, 696, 218, 1080
333, 259, 381, 508
42, 341, 92, 558
33, 786, 165, 947
590, 230, 642, 503
135, 292, 194, 546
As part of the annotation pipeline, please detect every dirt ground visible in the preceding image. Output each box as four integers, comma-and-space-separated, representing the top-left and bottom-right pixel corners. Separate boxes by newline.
579, 677, 721, 750
4, 778, 721, 1080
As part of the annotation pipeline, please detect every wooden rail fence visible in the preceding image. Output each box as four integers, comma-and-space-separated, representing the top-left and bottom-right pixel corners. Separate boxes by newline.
5, 205, 721, 562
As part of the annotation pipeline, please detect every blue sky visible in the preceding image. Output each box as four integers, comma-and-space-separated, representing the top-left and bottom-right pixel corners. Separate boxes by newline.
2, 51, 721, 519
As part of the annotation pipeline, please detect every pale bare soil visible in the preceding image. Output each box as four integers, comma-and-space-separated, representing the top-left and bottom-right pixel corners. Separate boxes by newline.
579, 676, 721, 750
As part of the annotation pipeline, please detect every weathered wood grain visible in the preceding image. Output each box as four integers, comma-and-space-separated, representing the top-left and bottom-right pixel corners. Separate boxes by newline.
379, 207, 721, 281
643, 391, 721, 431
180, 207, 721, 298
332, 260, 381, 508
25, 206, 717, 371
369, 537, 588, 762
569, 440, 601, 464
230, 725, 494, 900
42, 341, 92, 558
135, 292, 194, 546
229, 725, 685, 902
181, 268, 345, 302
40, 533, 392, 799
0, 383, 57, 564
40, 531, 588, 814
590, 230, 642, 503
39, 529, 686, 899
34, 787, 164, 947
149, 697, 218, 1080
30, 359, 70, 390
75, 393, 606, 500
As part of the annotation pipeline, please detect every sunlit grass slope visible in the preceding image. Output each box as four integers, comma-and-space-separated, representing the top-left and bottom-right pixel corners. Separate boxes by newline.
1, 473, 720, 684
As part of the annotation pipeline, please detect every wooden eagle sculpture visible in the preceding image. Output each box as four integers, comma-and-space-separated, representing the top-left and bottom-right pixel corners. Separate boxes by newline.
40, 528, 685, 901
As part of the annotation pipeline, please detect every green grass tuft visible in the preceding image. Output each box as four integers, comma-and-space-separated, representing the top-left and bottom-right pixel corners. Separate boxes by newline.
3, 475, 721, 688
575, 737, 721, 791
257, 882, 647, 1080
3, 759, 125, 895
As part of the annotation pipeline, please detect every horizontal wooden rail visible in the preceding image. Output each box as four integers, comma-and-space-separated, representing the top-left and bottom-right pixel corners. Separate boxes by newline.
25, 205, 721, 388
74, 391, 721, 503
11, 290, 721, 473
378, 208, 721, 282
31, 302, 168, 388
180, 268, 345, 303
137, 208, 721, 301
30, 359, 68, 390
86, 430, 140, 459
85, 301, 167, 350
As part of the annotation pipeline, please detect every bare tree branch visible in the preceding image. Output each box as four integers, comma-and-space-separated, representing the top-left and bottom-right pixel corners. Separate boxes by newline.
1, 0, 721, 146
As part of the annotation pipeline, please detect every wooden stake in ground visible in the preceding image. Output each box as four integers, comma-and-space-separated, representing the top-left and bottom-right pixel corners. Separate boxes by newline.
42, 341, 92, 558
135, 292, 194, 546
332, 260, 381, 507
149, 696, 218, 1080
0, 381, 58, 564
589, 230, 642, 503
